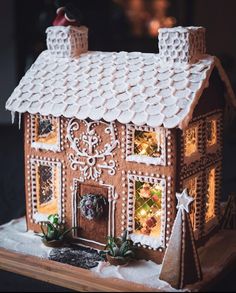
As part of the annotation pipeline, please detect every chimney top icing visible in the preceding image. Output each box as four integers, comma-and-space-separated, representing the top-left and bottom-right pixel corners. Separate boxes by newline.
46, 25, 88, 58
158, 26, 206, 64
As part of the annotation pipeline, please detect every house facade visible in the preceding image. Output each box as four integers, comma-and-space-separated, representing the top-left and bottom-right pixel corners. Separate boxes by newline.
6, 25, 235, 263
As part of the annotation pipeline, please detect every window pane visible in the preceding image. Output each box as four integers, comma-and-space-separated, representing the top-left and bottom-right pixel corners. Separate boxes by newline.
205, 168, 216, 221
36, 163, 59, 215
184, 126, 198, 157
134, 130, 162, 158
35, 115, 58, 145
206, 120, 217, 147
134, 181, 163, 237
38, 165, 53, 205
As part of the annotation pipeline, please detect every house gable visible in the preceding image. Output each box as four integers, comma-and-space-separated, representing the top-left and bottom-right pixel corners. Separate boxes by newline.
192, 68, 226, 118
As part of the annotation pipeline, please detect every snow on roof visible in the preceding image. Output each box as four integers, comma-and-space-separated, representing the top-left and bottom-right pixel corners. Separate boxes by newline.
5, 50, 235, 129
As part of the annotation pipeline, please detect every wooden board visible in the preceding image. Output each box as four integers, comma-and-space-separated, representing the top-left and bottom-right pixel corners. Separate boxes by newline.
0, 228, 236, 292
0, 248, 158, 292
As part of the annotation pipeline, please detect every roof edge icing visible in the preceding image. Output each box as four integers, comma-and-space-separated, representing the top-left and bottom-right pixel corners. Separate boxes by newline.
5, 51, 235, 130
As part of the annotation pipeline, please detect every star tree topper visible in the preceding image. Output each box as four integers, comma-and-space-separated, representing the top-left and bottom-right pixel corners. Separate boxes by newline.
176, 189, 194, 213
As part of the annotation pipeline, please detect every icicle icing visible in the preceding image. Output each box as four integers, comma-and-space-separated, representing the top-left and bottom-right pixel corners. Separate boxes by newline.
11, 111, 15, 124
18, 112, 22, 129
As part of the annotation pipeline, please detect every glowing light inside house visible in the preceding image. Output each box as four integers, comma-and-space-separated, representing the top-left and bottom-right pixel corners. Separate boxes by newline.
134, 181, 163, 237
205, 168, 216, 221
184, 126, 198, 157
183, 176, 197, 229
134, 130, 162, 158
206, 119, 217, 147
140, 209, 147, 217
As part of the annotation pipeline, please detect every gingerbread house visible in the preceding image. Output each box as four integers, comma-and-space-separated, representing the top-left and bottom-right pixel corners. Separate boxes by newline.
5, 25, 236, 263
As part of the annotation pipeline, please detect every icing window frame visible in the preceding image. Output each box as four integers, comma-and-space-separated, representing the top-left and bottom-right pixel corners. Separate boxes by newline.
30, 158, 62, 223
127, 174, 166, 249
31, 114, 61, 152
126, 124, 166, 166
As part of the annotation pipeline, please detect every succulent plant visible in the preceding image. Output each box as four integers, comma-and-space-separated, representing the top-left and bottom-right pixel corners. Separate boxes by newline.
100, 230, 135, 259
38, 213, 77, 242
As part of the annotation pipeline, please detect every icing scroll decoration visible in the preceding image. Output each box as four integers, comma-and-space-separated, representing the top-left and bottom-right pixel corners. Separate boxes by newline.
66, 119, 119, 180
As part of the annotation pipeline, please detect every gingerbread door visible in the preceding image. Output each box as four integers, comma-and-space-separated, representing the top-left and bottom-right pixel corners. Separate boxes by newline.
74, 183, 109, 246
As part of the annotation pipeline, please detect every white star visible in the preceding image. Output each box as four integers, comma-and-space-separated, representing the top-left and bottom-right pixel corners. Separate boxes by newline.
176, 189, 194, 213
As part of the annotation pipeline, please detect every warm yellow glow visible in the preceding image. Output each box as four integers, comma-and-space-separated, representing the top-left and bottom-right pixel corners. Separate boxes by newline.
206, 119, 217, 147
134, 180, 163, 237
35, 115, 58, 145
140, 209, 147, 217
134, 130, 162, 158
36, 164, 59, 215
205, 168, 216, 221
183, 177, 197, 229
184, 126, 198, 157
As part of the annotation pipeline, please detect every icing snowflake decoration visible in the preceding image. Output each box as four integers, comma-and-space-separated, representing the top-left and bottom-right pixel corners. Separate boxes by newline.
66, 119, 119, 181
176, 189, 194, 213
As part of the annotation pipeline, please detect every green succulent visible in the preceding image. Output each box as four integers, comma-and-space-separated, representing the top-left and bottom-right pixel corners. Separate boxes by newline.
100, 230, 135, 259
37, 214, 77, 242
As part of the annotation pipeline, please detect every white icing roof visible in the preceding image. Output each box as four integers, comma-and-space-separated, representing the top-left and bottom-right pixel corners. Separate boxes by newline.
6, 50, 235, 129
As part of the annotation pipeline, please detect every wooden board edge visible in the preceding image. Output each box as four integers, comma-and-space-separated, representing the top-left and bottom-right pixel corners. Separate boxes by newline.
0, 248, 160, 292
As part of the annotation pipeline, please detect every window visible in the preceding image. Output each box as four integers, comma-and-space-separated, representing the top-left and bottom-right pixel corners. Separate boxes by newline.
205, 168, 216, 222
134, 130, 162, 158
134, 181, 163, 237
127, 174, 166, 249
126, 124, 166, 165
30, 158, 62, 222
31, 114, 60, 151
206, 119, 217, 147
37, 165, 54, 206
184, 126, 198, 157
183, 176, 197, 229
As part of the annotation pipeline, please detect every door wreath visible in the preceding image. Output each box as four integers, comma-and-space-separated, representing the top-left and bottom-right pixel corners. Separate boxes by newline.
79, 194, 107, 221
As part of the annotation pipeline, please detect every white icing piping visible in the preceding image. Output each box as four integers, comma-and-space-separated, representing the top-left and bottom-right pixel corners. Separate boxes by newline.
77, 237, 106, 247
66, 119, 118, 181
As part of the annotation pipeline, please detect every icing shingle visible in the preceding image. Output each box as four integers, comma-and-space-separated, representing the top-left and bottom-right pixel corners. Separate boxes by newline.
5, 50, 235, 129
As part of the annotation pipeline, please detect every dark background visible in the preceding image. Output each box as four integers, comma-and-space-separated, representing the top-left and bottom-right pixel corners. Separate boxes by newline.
0, 0, 236, 291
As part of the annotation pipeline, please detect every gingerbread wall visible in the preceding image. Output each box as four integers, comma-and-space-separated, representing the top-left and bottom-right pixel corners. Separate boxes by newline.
24, 114, 178, 263
176, 71, 225, 244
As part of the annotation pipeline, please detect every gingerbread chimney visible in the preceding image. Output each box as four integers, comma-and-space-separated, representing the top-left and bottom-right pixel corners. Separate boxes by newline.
46, 25, 88, 58
158, 26, 206, 64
